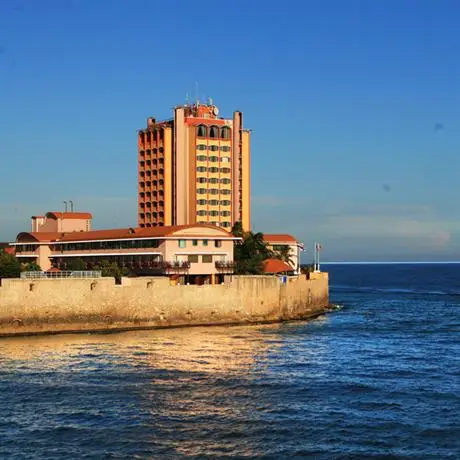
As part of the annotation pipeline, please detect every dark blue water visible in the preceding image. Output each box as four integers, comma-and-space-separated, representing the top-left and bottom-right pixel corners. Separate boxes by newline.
0, 264, 459, 459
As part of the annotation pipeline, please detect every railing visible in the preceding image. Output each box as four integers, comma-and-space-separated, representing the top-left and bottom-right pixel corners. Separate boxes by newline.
164, 261, 191, 270
20, 271, 102, 279
215, 261, 236, 270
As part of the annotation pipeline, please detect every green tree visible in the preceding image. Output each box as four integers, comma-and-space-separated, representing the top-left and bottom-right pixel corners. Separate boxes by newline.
68, 258, 87, 271
274, 245, 294, 266
231, 222, 273, 275
95, 260, 129, 284
22, 262, 42, 272
300, 263, 315, 274
0, 250, 21, 279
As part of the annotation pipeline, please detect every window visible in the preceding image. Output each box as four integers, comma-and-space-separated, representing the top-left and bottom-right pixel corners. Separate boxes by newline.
202, 255, 212, 263
215, 240, 222, 248
209, 126, 219, 138
220, 178, 231, 184
188, 254, 198, 263
197, 125, 207, 137
197, 210, 207, 216
178, 240, 186, 248
197, 220, 207, 224
197, 144, 207, 151
209, 167, 219, 173
222, 222, 232, 228
197, 177, 207, 183
208, 156, 219, 162
220, 145, 231, 152
209, 145, 219, 151
221, 211, 231, 216
197, 166, 207, 172
221, 167, 231, 173
220, 189, 231, 195
208, 177, 219, 184
209, 210, 219, 216
203, 240, 208, 246
221, 126, 231, 139
208, 189, 219, 195
197, 155, 207, 162
209, 199, 219, 205
192, 240, 198, 246
221, 157, 231, 163
197, 199, 207, 205
197, 188, 207, 194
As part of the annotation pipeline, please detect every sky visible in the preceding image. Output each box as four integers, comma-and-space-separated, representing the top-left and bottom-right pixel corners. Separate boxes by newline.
1, 0, 460, 262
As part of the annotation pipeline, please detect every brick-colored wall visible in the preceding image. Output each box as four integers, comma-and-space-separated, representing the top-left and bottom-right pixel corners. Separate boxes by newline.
0, 274, 329, 336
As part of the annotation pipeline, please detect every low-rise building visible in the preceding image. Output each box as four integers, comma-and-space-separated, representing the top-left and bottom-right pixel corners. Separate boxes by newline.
263, 234, 304, 273
11, 212, 239, 283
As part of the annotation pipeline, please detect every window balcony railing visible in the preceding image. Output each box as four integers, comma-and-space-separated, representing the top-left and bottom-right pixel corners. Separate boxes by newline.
215, 261, 236, 271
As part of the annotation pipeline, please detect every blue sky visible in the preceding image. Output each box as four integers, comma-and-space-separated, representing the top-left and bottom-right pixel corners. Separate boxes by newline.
1, 0, 460, 261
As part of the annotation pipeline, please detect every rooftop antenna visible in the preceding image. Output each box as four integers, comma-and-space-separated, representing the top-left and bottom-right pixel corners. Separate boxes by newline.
195, 81, 199, 106
63, 201, 68, 212
185, 92, 190, 106
69, 200, 74, 212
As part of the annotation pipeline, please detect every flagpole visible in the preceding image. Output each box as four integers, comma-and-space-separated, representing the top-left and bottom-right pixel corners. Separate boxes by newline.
314, 242, 317, 271
317, 243, 320, 272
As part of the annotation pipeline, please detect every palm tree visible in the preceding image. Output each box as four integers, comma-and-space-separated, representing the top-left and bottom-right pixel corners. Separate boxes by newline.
231, 222, 273, 274
274, 245, 294, 267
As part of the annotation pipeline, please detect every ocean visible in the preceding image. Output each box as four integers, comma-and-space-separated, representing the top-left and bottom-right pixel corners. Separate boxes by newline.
0, 264, 459, 459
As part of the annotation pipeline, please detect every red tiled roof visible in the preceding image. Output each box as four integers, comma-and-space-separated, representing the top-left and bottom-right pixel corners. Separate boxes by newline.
263, 258, 295, 274
263, 234, 297, 243
45, 212, 93, 220
15, 224, 235, 244
16, 232, 60, 243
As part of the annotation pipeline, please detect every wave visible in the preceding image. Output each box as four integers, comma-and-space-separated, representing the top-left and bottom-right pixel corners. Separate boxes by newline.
331, 284, 459, 297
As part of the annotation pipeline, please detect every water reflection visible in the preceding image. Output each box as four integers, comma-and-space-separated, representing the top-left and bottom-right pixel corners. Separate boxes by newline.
0, 321, 330, 458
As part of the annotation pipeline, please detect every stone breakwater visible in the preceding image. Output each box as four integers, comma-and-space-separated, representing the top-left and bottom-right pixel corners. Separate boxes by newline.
0, 273, 329, 337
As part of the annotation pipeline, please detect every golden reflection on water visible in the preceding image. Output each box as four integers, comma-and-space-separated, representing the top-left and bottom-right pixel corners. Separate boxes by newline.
0, 324, 287, 373
0, 320, 330, 458
0, 320, 329, 375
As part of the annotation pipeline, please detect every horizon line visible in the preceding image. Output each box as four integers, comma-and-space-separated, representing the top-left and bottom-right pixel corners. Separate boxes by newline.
321, 261, 460, 265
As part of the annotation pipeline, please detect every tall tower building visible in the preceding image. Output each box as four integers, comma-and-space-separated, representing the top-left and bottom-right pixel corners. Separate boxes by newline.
137, 101, 251, 231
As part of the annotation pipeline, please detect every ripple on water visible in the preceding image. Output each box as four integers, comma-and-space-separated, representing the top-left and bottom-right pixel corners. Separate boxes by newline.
0, 269, 460, 459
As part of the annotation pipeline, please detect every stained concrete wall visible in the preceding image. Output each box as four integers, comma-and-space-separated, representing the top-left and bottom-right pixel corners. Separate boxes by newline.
0, 274, 329, 336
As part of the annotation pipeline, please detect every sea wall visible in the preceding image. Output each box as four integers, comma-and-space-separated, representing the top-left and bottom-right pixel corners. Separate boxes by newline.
0, 273, 329, 336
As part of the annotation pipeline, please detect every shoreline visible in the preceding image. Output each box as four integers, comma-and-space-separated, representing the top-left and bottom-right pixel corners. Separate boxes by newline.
0, 306, 333, 338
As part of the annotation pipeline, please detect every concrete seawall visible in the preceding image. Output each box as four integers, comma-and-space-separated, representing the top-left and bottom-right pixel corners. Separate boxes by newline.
0, 273, 329, 337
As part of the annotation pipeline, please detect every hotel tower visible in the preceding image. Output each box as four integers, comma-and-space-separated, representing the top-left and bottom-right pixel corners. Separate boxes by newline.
137, 101, 251, 231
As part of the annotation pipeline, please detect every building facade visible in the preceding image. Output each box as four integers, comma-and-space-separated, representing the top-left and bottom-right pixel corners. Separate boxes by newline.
12, 212, 238, 283
264, 234, 303, 274
137, 101, 251, 232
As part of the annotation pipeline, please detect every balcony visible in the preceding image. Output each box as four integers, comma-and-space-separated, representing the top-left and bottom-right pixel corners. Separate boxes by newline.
215, 261, 236, 272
